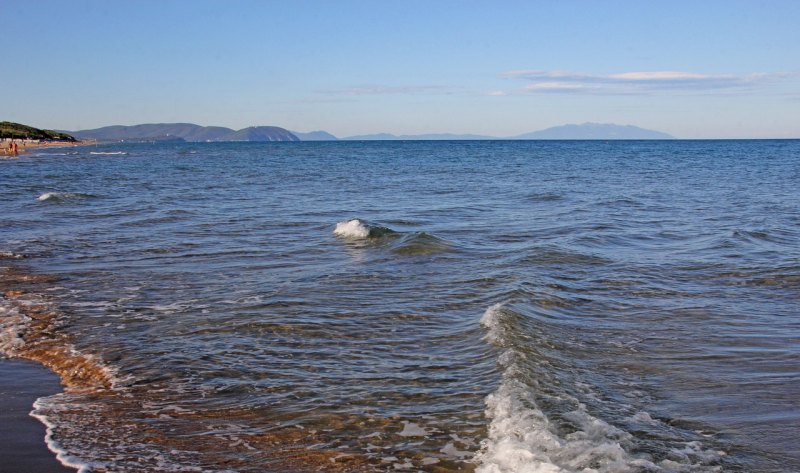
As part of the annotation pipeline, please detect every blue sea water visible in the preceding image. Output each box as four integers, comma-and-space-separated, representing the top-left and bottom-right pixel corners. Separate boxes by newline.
1, 140, 798, 472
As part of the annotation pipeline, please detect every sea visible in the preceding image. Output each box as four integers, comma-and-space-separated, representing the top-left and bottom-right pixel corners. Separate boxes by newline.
1, 140, 798, 473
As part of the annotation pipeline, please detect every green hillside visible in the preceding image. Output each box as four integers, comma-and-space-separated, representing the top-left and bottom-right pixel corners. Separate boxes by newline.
0, 121, 77, 141
71, 123, 299, 142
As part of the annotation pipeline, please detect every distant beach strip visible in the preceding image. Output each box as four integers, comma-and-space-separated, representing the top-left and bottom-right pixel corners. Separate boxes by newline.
1, 121, 93, 156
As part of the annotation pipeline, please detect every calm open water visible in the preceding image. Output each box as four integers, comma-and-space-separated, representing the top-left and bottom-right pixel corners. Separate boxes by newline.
1, 140, 798, 472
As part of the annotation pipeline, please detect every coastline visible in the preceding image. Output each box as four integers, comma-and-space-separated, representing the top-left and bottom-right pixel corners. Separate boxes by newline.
0, 358, 76, 472
2, 139, 96, 157
0, 262, 103, 473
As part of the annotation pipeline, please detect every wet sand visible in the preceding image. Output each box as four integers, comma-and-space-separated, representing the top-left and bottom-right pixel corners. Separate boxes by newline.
0, 359, 75, 473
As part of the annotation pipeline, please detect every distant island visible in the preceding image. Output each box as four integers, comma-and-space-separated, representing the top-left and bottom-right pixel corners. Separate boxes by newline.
63, 122, 674, 142
342, 132, 497, 141
509, 123, 673, 140
341, 123, 673, 140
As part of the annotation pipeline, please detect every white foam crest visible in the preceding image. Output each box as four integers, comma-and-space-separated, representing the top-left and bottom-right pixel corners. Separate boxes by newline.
37, 192, 60, 201
31, 396, 97, 473
480, 303, 508, 346
37, 192, 82, 202
333, 219, 371, 239
476, 304, 726, 472
475, 304, 659, 473
89, 151, 127, 155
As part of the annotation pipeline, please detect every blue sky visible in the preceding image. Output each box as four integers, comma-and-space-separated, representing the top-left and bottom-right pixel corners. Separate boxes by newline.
3, 0, 799, 138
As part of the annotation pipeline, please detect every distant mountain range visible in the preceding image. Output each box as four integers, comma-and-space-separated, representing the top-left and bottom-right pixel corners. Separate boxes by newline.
343, 123, 673, 140
342, 132, 496, 141
67, 122, 673, 142
510, 123, 673, 140
70, 123, 298, 142
290, 130, 338, 141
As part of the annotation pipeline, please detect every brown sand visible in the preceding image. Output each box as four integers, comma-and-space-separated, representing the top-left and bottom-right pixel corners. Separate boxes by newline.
0, 359, 76, 472
2, 140, 95, 156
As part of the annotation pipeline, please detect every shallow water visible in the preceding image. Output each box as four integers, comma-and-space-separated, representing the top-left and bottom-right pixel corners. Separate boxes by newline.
1, 140, 798, 472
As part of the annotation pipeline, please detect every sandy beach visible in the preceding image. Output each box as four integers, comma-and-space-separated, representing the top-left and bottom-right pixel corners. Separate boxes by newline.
0, 359, 75, 472
1, 140, 95, 157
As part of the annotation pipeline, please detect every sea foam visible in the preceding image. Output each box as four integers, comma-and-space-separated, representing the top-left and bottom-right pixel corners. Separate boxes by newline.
31, 397, 95, 473
476, 305, 646, 473
333, 219, 371, 239
37, 192, 91, 202
333, 219, 395, 240
475, 304, 723, 472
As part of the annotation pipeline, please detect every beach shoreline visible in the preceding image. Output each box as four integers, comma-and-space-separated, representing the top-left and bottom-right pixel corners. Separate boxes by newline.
0, 262, 91, 472
0, 358, 76, 472
1, 139, 96, 157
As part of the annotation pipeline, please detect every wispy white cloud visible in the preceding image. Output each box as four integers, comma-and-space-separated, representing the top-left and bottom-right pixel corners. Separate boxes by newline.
498, 69, 797, 95
609, 71, 710, 80
523, 82, 590, 93
319, 85, 455, 96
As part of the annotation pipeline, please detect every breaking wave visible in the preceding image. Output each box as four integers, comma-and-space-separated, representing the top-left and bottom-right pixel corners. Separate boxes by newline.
474, 304, 725, 473
37, 192, 95, 202
333, 219, 453, 256
333, 219, 396, 239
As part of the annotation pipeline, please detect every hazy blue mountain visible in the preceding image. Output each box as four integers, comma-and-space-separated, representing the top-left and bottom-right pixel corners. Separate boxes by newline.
291, 130, 338, 141
71, 123, 234, 141
342, 133, 399, 141
71, 122, 673, 142
342, 124, 672, 140
343, 132, 495, 140
222, 126, 299, 142
511, 123, 673, 140
71, 123, 298, 142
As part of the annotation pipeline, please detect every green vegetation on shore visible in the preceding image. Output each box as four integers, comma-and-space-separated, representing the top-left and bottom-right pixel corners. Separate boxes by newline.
0, 121, 77, 141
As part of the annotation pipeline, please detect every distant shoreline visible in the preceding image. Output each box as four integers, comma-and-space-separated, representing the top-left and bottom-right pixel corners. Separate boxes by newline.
2, 139, 96, 157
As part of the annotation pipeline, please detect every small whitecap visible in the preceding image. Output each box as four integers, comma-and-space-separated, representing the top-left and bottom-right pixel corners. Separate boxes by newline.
333, 219, 371, 239
37, 192, 93, 202
37, 192, 61, 201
